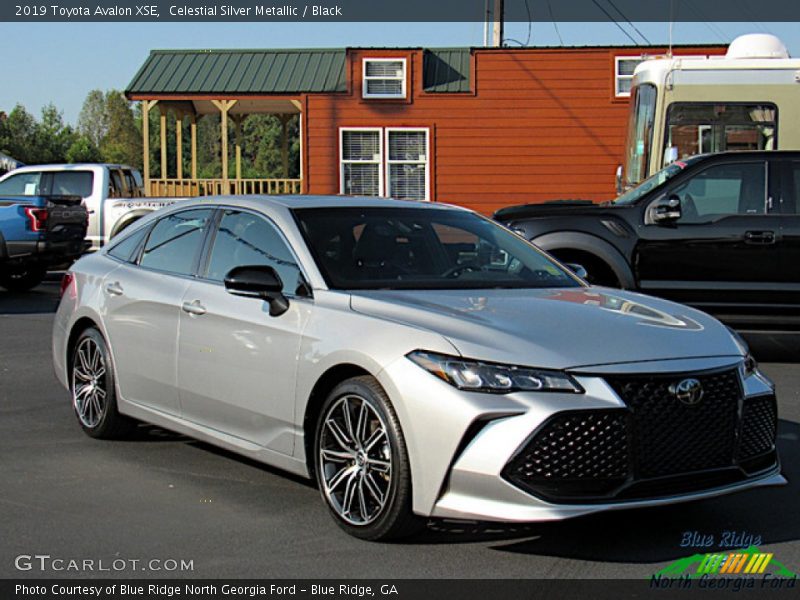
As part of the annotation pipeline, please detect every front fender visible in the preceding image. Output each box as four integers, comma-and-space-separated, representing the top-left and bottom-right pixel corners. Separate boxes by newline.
533, 231, 636, 289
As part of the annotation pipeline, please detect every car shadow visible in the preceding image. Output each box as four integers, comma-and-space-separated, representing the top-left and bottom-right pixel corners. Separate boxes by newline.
0, 284, 60, 314
412, 419, 799, 563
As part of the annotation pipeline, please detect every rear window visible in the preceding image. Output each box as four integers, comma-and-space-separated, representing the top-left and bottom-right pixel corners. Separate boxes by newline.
52, 171, 94, 197
0, 172, 44, 195
107, 226, 149, 263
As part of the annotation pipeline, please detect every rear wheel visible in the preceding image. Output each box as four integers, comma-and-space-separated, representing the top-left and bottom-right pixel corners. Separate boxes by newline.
71, 328, 136, 439
314, 376, 423, 541
0, 263, 46, 292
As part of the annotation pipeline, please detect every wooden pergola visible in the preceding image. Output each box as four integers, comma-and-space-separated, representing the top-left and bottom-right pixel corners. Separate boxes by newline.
138, 97, 302, 197
125, 48, 347, 197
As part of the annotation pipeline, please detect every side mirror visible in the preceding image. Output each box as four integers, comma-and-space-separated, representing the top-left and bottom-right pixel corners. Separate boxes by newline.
564, 263, 588, 280
652, 195, 682, 224
224, 265, 289, 317
615, 165, 624, 195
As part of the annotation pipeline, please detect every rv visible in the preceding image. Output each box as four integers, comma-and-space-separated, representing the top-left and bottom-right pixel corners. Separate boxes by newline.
618, 33, 800, 192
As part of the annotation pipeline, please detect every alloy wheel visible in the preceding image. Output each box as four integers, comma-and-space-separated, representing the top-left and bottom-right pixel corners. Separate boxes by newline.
72, 337, 108, 429
319, 394, 392, 526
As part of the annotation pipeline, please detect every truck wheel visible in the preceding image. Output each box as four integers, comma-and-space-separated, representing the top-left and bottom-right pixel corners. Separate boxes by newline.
0, 264, 47, 292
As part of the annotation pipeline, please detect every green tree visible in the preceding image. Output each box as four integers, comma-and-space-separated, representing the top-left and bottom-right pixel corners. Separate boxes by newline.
101, 91, 142, 168
66, 135, 102, 163
77, 90, 107, 148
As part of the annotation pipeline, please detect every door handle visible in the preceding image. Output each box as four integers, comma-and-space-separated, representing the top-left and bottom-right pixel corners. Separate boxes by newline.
104, 281, 123, 296
744, 230, 776, 245
181, 300, 207, 316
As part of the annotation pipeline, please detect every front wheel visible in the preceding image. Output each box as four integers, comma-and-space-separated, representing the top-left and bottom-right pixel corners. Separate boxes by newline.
71, 328, 136, 439
0, 263, 46, 292
314, 376, 423, 541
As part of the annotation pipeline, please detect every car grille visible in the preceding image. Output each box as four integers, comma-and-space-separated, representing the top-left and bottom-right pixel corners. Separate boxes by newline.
606, 369, 740, 478
502, 367, 778, 502
501, 410, 630, 499
737, 394, 778, 462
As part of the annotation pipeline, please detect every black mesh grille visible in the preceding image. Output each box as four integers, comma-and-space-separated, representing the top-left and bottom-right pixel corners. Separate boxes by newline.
502, 410, 630, 498
606, 369, 740, 478
738, 395, 777, 460
502, 367, 779, 503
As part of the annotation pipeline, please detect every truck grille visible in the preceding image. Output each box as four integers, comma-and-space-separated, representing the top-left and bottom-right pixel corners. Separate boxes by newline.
502, 368, 778, 502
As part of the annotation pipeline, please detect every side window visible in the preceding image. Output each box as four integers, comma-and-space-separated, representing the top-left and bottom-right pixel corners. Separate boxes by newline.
107, 226, 149, 263
52, 171, 94, 197
0, 171, 44, 195
139, 209, 213, 276
670, 162, 766, 223
108, 171, 124, 198
206, 210, 303, 295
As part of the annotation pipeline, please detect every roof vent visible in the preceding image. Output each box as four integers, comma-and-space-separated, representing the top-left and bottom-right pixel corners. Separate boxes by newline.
726, 34, 790, 59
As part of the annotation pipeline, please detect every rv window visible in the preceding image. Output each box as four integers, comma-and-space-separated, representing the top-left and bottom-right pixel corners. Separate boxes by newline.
621, 83, 657, 188
664, 104, 777, 160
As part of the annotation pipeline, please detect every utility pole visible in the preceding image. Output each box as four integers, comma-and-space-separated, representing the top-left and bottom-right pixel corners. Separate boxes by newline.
491, 0, 504, 47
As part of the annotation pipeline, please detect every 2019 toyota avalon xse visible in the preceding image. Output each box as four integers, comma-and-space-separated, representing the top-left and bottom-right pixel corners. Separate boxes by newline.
52, 195, 784, 540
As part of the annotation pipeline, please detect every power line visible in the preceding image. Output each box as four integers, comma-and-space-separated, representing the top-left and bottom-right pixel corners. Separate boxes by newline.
604, 0, 652, 44
546, 0, 564, 46
590, 0, 640, 46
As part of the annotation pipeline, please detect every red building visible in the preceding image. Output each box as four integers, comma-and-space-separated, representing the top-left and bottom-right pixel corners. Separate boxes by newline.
127, 44, 724, 214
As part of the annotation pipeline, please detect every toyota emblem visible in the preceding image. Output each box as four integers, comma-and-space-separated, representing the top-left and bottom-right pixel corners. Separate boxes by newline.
670, 378, 704, 406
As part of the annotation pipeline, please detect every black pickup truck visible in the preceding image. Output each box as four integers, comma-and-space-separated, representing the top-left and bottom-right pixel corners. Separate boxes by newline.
495, 151, 800, 333
0, 194, 88, 291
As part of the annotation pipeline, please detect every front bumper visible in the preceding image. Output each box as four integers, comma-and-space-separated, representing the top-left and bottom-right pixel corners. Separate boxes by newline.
379, 356, 785, 522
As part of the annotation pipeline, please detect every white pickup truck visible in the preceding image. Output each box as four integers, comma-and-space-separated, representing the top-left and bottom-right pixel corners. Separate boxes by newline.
0, 163, 182, 250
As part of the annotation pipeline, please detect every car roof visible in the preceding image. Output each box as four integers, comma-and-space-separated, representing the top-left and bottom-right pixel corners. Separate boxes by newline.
182, 195, 468, 212
10, 163, 134, 171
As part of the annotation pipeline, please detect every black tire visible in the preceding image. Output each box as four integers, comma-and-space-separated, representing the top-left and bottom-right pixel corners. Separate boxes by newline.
314, 375, 423, 541
0, 263, 47, 292
70, 327, 136, 439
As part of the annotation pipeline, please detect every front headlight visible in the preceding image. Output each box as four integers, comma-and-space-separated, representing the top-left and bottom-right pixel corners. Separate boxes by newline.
407, 350, 583, 394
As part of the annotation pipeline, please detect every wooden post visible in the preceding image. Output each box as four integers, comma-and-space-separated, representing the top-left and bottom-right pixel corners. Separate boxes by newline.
233, 115, 242, 182
277, 115, 291, 178
211, 100, 237, 190
141, 100, 157, 193
175, 113, 183, 181
491, 0, 504, 47
159, 105, 167, 179
190, 114, 197, 180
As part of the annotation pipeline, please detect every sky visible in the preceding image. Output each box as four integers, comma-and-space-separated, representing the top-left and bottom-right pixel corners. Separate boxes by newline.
1, 21, 799, 125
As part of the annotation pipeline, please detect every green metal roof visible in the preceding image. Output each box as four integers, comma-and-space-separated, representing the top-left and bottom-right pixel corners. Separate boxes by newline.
126, 47, 473, 96
126, 49, 347, 95
423, 48, 471, 93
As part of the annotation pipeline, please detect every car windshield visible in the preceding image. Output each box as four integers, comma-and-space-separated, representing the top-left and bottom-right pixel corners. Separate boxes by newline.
293, 207, 582, 290
612, 158, 698, 205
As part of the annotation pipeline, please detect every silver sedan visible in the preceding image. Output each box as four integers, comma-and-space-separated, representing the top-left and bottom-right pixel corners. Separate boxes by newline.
52, 195, 784, 540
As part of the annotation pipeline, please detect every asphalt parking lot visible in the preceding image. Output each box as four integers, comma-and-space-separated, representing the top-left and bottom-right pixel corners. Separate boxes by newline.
1, 279, 799, 579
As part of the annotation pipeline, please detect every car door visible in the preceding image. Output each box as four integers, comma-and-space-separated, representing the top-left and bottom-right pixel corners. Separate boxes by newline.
775, 158, 800, 325
177, 208, 312, 453
634, 159, 784, 318
101, 208, 215, 416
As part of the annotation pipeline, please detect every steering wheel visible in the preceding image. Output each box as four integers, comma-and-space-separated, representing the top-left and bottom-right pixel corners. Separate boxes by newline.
442, 262, 481, 279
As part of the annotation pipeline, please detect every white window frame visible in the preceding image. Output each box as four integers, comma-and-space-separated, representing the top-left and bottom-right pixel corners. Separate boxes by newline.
339, 127, 384, 197
615, 56, 644, 98
362, 58, 407, 100
385, 127, 430, 202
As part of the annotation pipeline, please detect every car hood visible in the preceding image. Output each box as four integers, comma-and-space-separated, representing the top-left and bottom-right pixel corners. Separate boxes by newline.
349, 287, 743, 370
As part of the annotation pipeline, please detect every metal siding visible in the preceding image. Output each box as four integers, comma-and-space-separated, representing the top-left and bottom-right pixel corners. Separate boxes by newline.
126, 49, 347, 94
423, 49, 471, 93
